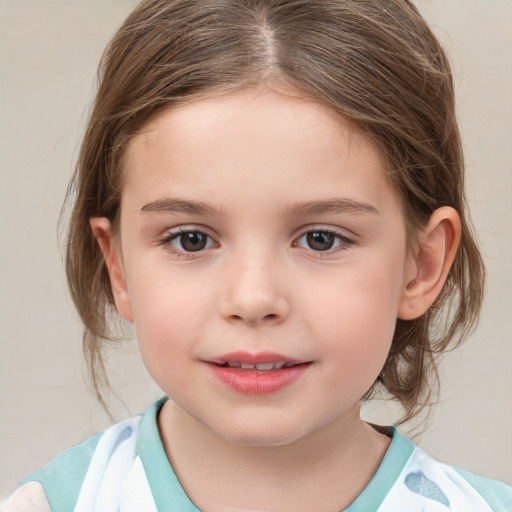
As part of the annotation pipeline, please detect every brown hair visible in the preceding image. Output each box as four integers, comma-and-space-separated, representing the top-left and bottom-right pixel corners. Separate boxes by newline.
65, 0, 485, 421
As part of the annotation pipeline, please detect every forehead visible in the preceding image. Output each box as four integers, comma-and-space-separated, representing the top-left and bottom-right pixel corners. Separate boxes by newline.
128, 88, 368, 159
122, 88, 399, 217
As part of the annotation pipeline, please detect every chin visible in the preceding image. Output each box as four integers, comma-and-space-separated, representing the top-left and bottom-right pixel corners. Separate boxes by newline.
211, 417, 309, 448
223, 431, 300, 448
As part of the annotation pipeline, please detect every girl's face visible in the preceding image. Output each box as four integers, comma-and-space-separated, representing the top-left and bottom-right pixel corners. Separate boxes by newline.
114, 88, 415, 446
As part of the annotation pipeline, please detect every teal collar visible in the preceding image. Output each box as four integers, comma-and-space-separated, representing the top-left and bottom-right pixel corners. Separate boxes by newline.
137, 398, 200, 512
137, 398, 415, 512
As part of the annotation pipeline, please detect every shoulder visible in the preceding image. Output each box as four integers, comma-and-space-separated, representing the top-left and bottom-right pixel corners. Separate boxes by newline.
2, 433, 100, 512
391, 430, 512, 512
1, 482, 51, 512
5, 415, 143, 512
451, 467, 512, 512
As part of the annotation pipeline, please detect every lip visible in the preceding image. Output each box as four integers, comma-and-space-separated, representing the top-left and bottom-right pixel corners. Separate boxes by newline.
205, 351, 311, 395
210, 351, 303, 366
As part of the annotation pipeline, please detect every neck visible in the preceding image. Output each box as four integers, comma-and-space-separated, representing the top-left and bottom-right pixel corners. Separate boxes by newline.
158, 400, 391, 512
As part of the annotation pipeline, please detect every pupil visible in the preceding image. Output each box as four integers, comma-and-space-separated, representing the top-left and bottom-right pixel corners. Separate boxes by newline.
181, 232, 207, 252
307, 231, 334, 251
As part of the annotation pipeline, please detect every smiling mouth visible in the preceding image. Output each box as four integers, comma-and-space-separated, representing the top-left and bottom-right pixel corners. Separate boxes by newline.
214, 361, 301, 371
207, 357, 311, 394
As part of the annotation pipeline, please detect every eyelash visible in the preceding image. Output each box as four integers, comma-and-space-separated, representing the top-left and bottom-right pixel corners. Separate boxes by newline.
157, 227, 356, 258
157, 227, 216, 258
293, 229, 355, 256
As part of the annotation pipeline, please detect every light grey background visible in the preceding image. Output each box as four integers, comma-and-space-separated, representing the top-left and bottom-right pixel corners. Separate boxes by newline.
1, 0, 511, 497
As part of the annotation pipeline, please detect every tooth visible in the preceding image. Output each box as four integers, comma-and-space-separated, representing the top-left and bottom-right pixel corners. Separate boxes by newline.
228, 362, 295, 371
255, 363, 275, 371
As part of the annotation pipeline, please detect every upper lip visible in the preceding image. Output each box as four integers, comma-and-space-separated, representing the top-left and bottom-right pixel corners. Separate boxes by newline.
207, 351, 306, 366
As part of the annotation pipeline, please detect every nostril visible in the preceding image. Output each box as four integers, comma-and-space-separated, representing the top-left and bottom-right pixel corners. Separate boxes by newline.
228, 312, 279, 324
222, 295, 290, 325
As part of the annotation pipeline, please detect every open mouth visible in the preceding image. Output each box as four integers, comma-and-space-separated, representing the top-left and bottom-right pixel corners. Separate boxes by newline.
213, 361, 302, 371
206, 352, 312, 393
207, 360, 311, 394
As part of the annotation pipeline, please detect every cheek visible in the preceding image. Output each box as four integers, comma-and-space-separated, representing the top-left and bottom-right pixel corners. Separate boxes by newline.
308, 258, 403, 329
302, 256, 405, 373
126, 272, 211, 375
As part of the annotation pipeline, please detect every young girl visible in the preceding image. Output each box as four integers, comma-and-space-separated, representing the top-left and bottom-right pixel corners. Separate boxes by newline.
5, 0, 511, 511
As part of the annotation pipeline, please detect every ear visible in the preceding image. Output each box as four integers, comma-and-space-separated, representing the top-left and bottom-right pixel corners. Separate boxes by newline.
90, 217, 133, 322
398, 206, 461, 320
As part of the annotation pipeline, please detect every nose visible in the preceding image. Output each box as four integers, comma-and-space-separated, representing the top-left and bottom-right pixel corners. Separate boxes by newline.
219, 250, 290, 326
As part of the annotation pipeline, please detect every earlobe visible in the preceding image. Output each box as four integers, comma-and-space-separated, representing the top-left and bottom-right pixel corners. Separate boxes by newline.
90, 217, 134, 322
398, 207, 461, 321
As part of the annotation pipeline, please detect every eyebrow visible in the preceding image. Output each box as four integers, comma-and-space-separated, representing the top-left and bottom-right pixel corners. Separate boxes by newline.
280, 199, 379, 217
140, 197, 379, 217
141, 198, 226, 216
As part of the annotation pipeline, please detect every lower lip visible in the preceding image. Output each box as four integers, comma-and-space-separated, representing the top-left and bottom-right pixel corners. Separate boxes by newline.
207, 363, 310, 395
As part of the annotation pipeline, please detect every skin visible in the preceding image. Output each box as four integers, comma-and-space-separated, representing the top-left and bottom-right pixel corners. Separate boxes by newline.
92, 87, 460, 512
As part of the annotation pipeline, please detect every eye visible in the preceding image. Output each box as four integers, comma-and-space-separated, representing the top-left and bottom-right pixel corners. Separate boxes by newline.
295, 229, 354, 253
159, 228, 215, 254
